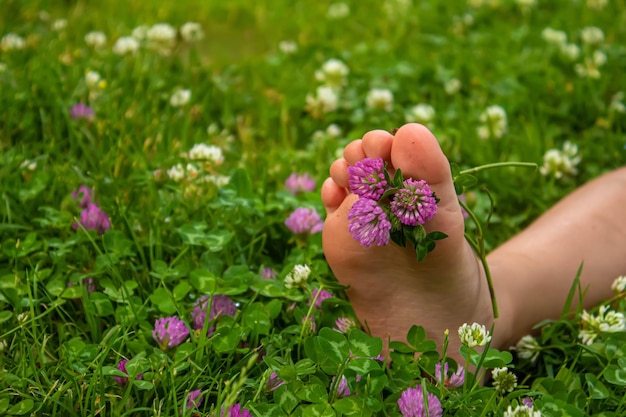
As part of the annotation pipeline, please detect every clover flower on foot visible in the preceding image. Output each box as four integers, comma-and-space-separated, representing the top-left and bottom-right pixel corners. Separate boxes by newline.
435, 362, 464, 388
398, 384, 443, 417
390, 179, 438, 226
347, 198, 392, 247
348, 157, 388, 200
152, 316, 189, 350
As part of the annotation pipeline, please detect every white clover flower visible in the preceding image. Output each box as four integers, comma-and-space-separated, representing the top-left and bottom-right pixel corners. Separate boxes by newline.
0, 339, 7, 352
147, 23, 177, 44
180, 22, 204, 42
188, 143, 224, 165
503, 405, 542, 417
575, 58, 601, 79
85, 31, 107, 49
444, 78, 461, 95
609, 93, 626, 114
315, 58, 350, 89
17, 312, 29, 324
542, 27, 567, 46
514, 335, 541, 363
458, 322, 492, 348
306, 86, 339, 115
478, 105, 507, 139
278, 40, 298, 54
383, 0, 412, 19
113, 36, 140, 55
284, 264, 311, 289
539, 141, 581, 179
131, 25, 149, 41
406, 103, 436, 126
20, 159, 37, 171
202, 174, 230, 187
579, 305, 626, 345
167, 164, 186, 181
491, 367, 518, 395
326, 123, 342, 138
327, 2, 350, 19
611, 276, 626, 293
586, 0, 608, 10
1, 33, 26, 51
366, 88, 394, 112
592, 50, 607, 66
52, 18, 68, 31
581, 26, 604, 45
85, 70, 103, 90
559, 43, 581, 61
170, 89, 191, 107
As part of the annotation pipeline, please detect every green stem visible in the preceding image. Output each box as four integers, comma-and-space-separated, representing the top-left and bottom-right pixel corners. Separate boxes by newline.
459, 199, 499, 318
458, 161, 537, 176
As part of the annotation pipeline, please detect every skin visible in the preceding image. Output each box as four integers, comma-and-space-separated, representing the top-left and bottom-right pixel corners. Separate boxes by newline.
321, 123, 625, 361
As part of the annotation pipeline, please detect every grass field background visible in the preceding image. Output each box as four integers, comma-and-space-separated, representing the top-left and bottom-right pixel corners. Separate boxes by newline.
1, 0, 625, 415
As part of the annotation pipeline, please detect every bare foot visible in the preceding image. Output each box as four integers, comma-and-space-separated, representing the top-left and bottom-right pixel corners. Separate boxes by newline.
322, 124, 499, 359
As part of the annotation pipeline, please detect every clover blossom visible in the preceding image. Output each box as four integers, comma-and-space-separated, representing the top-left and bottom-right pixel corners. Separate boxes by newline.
284, 264, 311, 289
152, 316, 189, 349
302, 314, 317, 334
285, 173, 316, 194
514, 335, 541, 363
579, 305, 626, 345
366, 88, 394, 112
170, 89, 191, 107
191, 294, 237, 334
347, 198, 391, 247
458, 322, 492, 348
261, 267, 277, 279
306, 86, 339, 116
348, 157, 388, 200
477, 105, 507, 140
73, 203, 111, 234
113, 359, 144, 385
390, 179, 437, 226
405, 104, 436, 127
222, 404, 253, 417
285, 207, 324, 234
112, 36, 140, 55
265, 371, 285, 392
434, 362, 464, 388
188, 143, 224, 165
185, 389, 203, 409
335, 317, 360, 333
72, 185, 94, 208
503, 404, 542, 417
611, 275, 626, 294
70, 103, 95, 120
491, 367, 518, 395
398, 385, 443, 417
1, 33, 26, 51
335, 375, 351, 397
180, 22, 204, 42
310, 288, 333, 309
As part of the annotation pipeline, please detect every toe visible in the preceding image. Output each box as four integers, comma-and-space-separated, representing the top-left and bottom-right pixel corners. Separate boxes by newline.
321, 177, 348, 215
330, 158, 350, 188
343, 140, 366, 165
362, 130, 394, 162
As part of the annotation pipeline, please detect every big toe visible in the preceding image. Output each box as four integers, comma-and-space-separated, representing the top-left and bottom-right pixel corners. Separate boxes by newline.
390, 123, 463, 237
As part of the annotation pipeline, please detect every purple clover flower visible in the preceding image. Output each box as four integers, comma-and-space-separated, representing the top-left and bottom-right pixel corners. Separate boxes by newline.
222, 404, 253, 417
70, 103, 95, 120
285, 207, 324, 234
348, 157, 388, 200
522, 397, 534, 408
73, 203, 111, 234
191, 294, 237, 334
302, 314, 317, 334
435, 362, 464, 388
186, 389, 203, 409
310, 288, 333, 309
336, 375, 351, 398
398, 385, 443, 417
152, 316, 189, 350
335, 317, 359, 333
285, 173, 316, 194
266, 371, 285, 392
72, 185, 94, 208
390, 179, 437, 226
347, 198, 391, 247
261, 267, 277, 279
113, 359, 143, 385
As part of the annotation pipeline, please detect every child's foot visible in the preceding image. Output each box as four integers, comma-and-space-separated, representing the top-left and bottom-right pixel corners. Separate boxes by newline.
322, 124, 501, 358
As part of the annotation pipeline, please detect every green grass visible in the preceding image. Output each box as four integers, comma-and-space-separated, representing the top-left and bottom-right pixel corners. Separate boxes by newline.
1, 0, 626, 415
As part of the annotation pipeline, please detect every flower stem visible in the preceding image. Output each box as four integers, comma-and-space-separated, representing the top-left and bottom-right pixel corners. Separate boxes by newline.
458, 161, 537, 176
